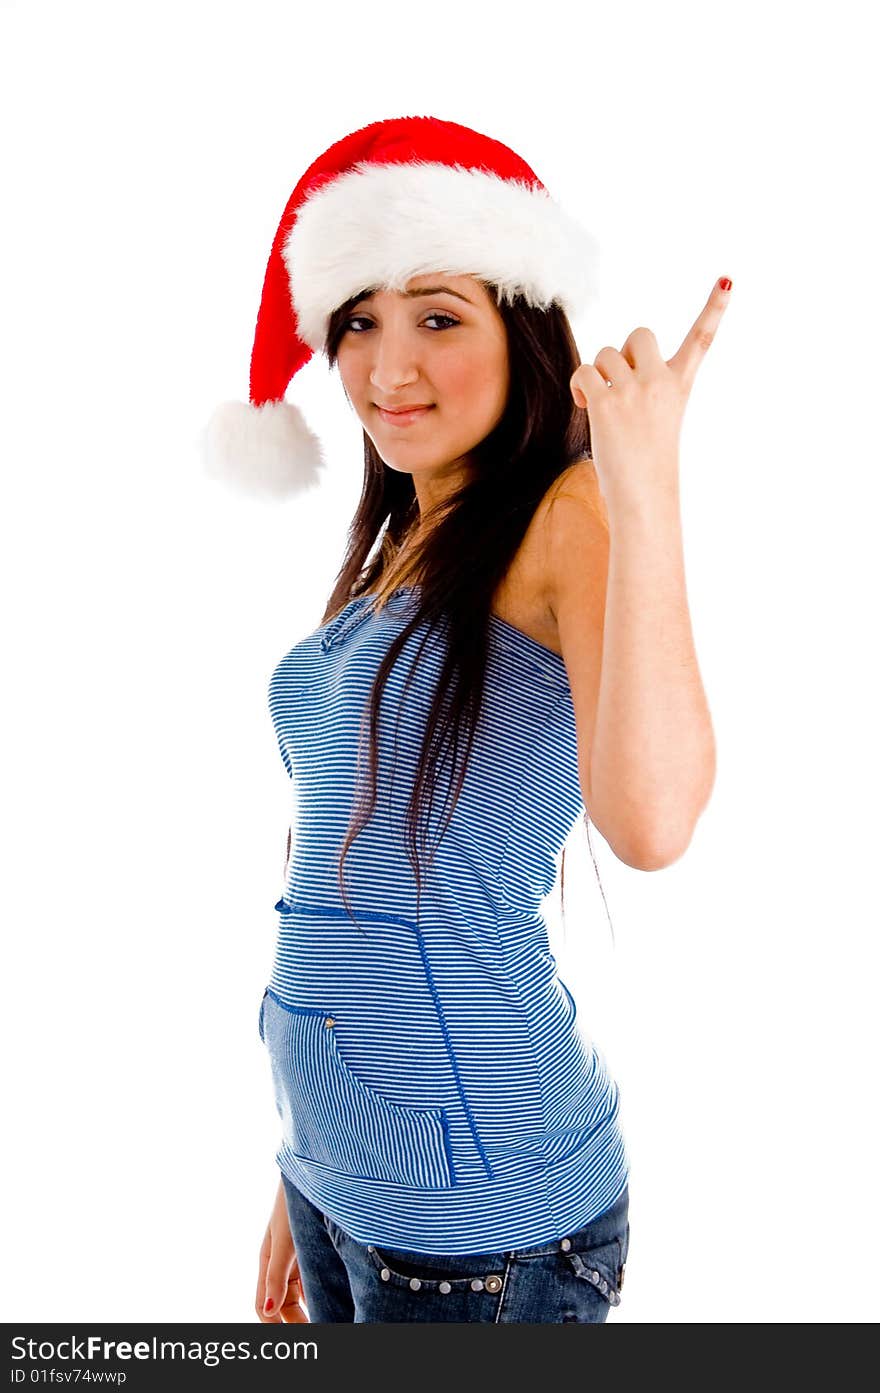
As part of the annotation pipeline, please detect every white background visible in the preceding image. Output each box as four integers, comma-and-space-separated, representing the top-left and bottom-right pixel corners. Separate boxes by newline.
2, 0, 877, 1325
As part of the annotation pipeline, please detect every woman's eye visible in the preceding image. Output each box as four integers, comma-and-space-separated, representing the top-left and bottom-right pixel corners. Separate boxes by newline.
344, 313, 459, 333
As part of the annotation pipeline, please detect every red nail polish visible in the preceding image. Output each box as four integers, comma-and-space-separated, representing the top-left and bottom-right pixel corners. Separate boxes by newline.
719, 277, 732, 291
264, 1296, 274, 1311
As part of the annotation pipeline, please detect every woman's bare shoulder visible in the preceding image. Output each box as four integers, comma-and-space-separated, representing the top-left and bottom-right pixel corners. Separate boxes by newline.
540, 456, 608, 528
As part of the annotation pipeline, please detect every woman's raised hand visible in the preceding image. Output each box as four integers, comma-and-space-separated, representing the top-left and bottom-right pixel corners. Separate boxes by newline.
570, 276, 732, 506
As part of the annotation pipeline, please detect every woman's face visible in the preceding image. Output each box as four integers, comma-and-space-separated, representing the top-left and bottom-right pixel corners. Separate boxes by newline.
335, 272, 510, 487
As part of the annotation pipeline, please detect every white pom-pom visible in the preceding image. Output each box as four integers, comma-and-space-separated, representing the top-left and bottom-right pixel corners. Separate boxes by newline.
200, 399, 326, 499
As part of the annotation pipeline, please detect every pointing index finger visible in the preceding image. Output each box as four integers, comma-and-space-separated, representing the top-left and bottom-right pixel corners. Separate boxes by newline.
668, 277, 732, 391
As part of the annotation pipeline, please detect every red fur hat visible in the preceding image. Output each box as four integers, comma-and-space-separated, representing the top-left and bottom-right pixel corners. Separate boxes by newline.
202, 114, 600, 498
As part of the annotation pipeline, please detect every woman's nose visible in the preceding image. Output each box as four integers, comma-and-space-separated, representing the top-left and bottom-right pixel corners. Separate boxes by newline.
369, 337, 420, 394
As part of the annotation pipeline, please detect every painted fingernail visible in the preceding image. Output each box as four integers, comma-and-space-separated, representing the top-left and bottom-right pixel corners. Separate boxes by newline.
264, 1296, 274, 1311
719, 277, 732, 291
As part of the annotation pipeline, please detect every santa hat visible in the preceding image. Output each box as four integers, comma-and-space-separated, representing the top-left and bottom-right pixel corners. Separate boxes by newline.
202, 114, 600, 498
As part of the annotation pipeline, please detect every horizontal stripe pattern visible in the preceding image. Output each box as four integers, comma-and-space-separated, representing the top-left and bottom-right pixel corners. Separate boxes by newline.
263, 585, 629, 1253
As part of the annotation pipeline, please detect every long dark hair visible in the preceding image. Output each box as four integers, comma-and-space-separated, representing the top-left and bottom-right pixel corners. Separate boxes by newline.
319, 280, 608, 940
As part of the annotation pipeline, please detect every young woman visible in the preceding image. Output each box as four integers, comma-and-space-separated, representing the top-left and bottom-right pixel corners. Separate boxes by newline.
206, 115, 727, 1323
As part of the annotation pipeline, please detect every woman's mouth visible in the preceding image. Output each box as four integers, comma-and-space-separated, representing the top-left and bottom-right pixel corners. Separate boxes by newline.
376, 405, 434, 426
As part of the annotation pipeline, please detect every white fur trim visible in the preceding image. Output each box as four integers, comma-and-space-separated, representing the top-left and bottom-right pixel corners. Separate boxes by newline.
284, 162, 600, 351
201, 399, 326, 498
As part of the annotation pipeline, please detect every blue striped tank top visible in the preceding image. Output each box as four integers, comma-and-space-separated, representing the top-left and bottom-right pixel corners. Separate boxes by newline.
261, 583, 630, 1254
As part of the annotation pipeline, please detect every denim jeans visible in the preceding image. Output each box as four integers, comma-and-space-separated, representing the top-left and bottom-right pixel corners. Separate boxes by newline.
280, 1173, 629, 1323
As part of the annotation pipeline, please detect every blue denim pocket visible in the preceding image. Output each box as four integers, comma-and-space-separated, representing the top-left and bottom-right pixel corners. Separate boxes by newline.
560, 1196, 629, 1308
564, 1240, 624, 1307
364, 1240, 508, 1308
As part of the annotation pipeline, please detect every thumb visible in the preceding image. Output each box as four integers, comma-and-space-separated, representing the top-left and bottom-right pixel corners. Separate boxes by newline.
265, 1251, 308, 1323
262, 1254, 288, 1319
